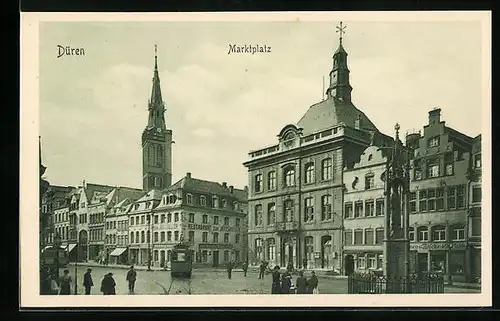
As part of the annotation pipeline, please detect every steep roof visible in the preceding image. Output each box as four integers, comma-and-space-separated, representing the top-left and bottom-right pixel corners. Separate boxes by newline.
83, 183, 115, 203
137, 189, 163, 202
296, 97, 378, 136
166, 175, 246, 200
232, 188, 248, 203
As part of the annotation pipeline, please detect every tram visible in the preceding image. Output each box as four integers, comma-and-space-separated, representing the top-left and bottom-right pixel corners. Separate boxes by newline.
170, 242, 194, 278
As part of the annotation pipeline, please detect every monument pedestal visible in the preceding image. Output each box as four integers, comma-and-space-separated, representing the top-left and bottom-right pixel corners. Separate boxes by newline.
384, 238, 410, 293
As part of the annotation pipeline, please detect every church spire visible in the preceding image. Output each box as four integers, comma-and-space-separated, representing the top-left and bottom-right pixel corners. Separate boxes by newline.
150, 44, 163, 107
326, 21, 353, 103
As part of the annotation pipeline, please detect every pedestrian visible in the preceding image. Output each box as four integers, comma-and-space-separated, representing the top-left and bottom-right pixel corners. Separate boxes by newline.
296, 270, 308, 294
40, 266, 51, 295
83, 268, 93, 295
126, 265, 137, 294
101, 272, 116, 295
281, 271, 292, 294
307, 271, 319, 294
49, 273, 59, 295
258, 261, 265, 279
286, 262, 294, 273
271, 266, 282, 294
58, 269, 72, 295
227, 260, 235, 279
242, 261, 248, 277
302, 257, 307, 270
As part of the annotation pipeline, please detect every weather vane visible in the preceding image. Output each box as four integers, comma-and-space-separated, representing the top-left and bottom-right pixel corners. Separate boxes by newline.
336, 21, 347, 44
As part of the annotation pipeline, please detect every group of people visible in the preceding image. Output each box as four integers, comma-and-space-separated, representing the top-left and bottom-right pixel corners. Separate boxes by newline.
270, 266, 319, 294
40, 265, 138, 295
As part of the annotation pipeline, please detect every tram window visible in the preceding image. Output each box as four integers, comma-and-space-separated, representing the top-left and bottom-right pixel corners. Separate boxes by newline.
176, 252, 186, 262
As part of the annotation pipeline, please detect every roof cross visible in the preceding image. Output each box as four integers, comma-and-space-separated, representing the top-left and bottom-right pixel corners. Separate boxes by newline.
336, 21, 347, 44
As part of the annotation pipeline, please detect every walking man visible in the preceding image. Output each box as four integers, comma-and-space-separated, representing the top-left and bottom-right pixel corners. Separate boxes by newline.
295, 270, 308, 294
258, 261, 265, 279
242, 261, 248, 277
307, 271, 319, 294
226, 260, 235, 279
126, 265, 137, 294
101, 272, 116, 295
83, 268, 94, 295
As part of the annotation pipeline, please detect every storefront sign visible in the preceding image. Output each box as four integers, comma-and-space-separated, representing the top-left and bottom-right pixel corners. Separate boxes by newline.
188, 223, 211, 231
199, 243, 233, 250
410, 242, 466, 251
219, 225, 238, 232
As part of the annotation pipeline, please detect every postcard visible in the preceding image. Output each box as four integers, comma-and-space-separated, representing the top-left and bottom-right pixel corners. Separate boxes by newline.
20, 11, 491, 308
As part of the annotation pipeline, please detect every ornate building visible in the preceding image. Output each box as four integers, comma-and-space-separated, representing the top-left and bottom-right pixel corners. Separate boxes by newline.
243, 23, 393, 272
407, 108, 476, 282
142, 45, 173, 191
467, 134, 481, 282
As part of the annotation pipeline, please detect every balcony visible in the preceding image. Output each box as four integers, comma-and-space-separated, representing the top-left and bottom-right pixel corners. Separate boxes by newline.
274, 221, 300, 233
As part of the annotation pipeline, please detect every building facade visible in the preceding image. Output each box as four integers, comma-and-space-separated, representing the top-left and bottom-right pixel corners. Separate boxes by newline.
467, 134, 482, 282
342, 145, 388, 274
148, 173, 248, 268
407, 108, 475, 282
244, 29, 392, 272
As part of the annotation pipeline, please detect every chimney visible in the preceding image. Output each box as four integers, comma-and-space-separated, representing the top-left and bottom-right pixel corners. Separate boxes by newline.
222, 182, 227, 188
186, 172, 191, 179
229, 185, 234, 193
354, 115, 361, 129
428, 108, 441, 126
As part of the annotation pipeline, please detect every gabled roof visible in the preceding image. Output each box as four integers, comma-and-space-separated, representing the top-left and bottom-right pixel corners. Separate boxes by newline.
296, 97, 378, 136
167, 177, 232, 197
445, 126, 474, 145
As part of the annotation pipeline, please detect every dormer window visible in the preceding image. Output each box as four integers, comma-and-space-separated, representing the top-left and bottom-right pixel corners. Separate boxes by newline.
212, 196, 219, 208
186, 194, 193, 205
200, 196, 206, 206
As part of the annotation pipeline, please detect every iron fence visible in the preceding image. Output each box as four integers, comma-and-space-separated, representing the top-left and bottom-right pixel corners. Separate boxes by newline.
348, 272, 444, 294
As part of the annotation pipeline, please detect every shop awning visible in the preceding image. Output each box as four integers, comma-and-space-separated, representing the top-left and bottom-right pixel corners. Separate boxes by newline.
110, 248, 127, 256
67, 244, 77, 253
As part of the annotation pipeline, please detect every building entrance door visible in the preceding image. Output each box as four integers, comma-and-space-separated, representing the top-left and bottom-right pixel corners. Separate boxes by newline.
345, 255, 354, 275
321, 236, 332, 268
212, 250, 219, 267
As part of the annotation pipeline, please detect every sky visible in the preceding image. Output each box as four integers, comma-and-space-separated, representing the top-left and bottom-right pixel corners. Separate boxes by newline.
39, 20, 484, 190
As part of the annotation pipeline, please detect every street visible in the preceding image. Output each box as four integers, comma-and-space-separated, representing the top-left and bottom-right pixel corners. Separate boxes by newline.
62, 264, 480, 295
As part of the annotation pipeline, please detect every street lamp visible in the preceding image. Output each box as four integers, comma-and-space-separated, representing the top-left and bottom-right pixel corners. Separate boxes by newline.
53, 233, 62, 285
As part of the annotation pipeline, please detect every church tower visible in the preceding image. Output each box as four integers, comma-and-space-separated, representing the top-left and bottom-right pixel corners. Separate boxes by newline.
326, 21, 353, 103
142, 45, 173, 191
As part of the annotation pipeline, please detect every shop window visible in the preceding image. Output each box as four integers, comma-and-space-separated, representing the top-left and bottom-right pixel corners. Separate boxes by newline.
430, 251, 446, 272
449, 251, 465, 274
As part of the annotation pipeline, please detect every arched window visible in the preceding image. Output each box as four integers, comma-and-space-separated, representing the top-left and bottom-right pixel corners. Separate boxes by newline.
254, 204, 263, 226
146, 230, 150, 243
322, 158, 333, 180
267, 203, 276, 225
156, 145, 163, 166
255, 238, 264, 261
141, 231, 145, 243
431, 225, 446, 242
305, 236, 314, 260
135, 231, 139, 243
417, 226, 429, 242
304, 162, 315, 184
266, 238, 276, 261
284, 166, 295, 187
268, 171, 276, 190
284, 200, 294, 222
